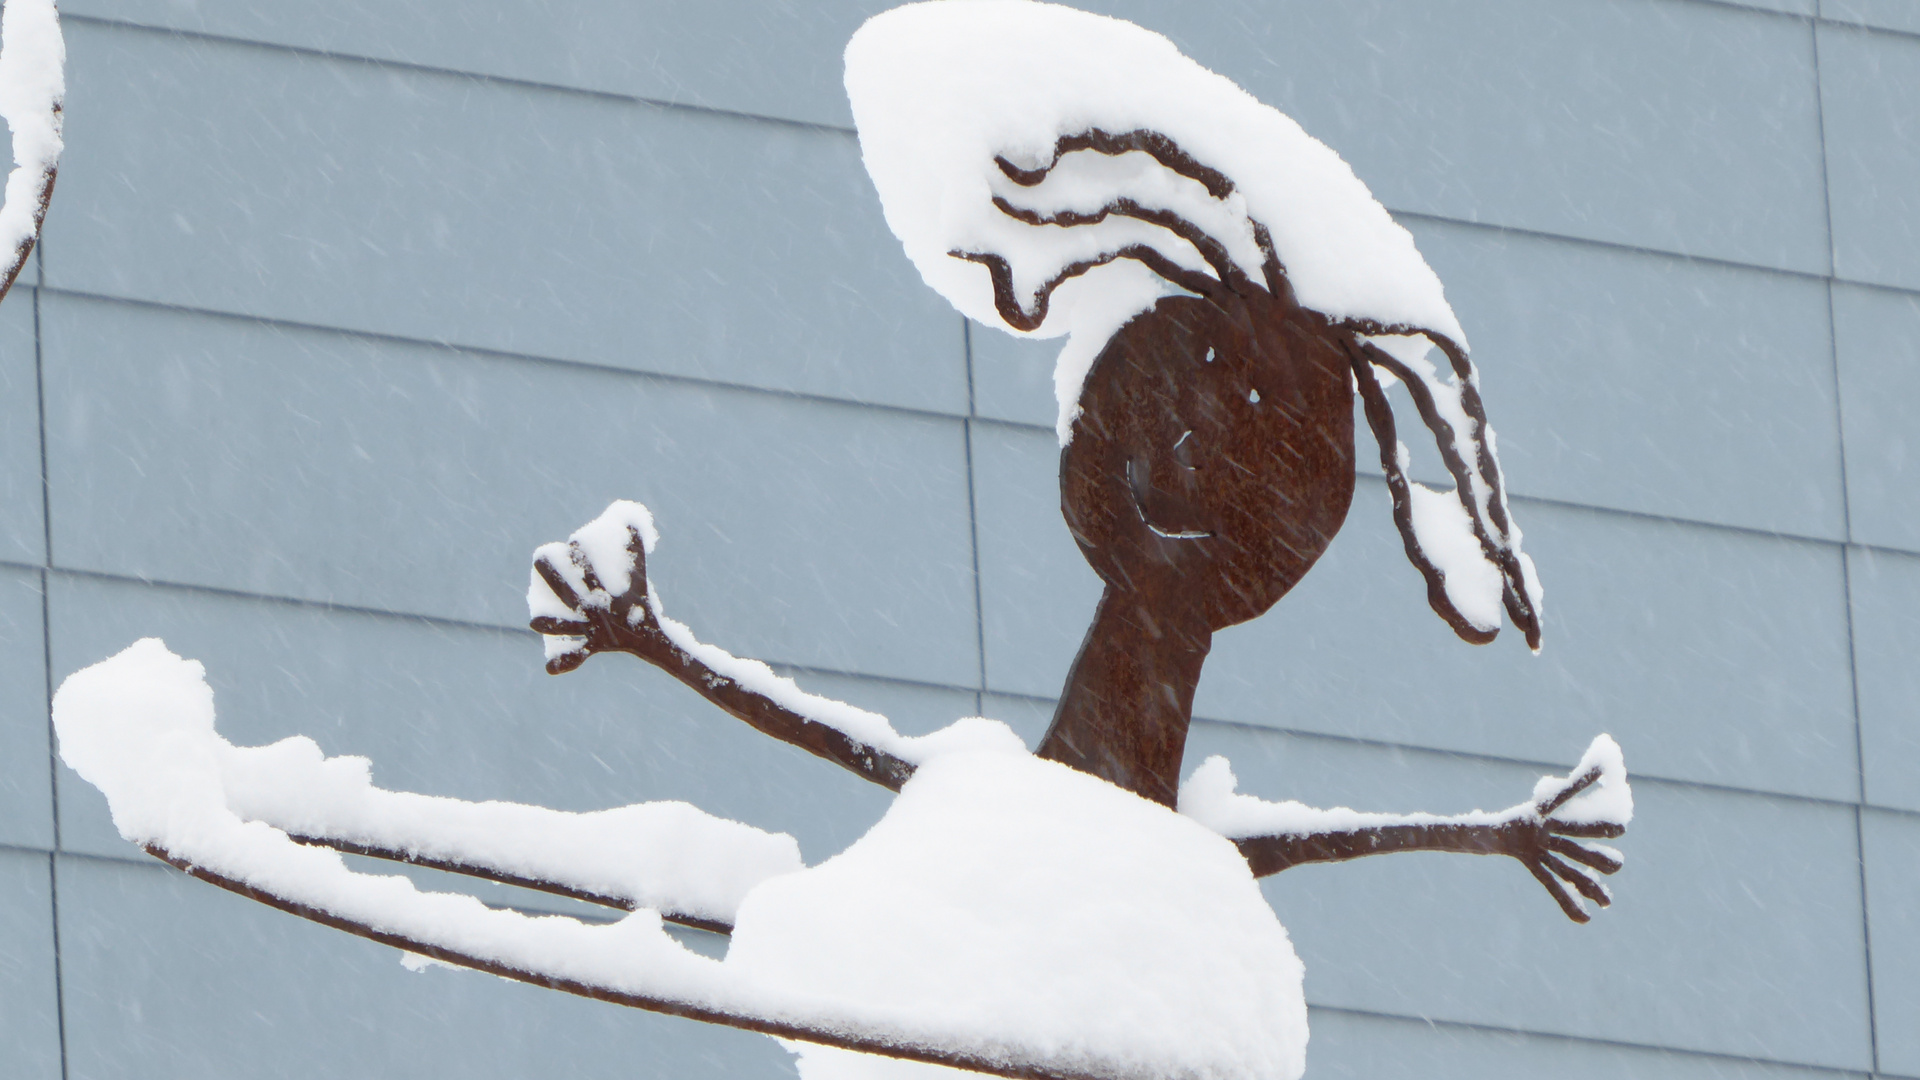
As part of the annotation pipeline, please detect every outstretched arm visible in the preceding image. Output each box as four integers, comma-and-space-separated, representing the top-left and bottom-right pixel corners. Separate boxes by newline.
52, 638, 1119, 1080
529, 502, 919, 791
1182, 736, 1631, 923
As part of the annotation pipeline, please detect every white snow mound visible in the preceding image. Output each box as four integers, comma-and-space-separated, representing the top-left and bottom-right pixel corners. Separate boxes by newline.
731, 748, 1309, 1080
847, 0, 1463, 441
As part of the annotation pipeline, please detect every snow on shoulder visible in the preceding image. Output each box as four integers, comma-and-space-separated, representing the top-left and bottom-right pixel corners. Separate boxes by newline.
846, 0, 1462, 442
731, 741, 1308, 1080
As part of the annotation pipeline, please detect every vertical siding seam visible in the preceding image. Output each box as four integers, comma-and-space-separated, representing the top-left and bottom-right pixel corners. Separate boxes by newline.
33, 263, 69, 1078
962, 318, 987, 698
1814, 21, 1879, 1072
1855, 805, 1881, 1076
1811, 18, 1840, 281
32, 284, 56, 851
45, 851, 67, 1080
1809, 17, 1852, 549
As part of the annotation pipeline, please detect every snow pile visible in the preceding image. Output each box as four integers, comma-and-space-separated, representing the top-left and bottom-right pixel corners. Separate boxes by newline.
52, 640, 736, 1006
59, 639, 800, 924
0, 0, 61, 281
222, 739, 800, 925
730, 747, 1308, 1080
1533, 733, 1633, 830
846, 0, 1462, 441
1406, 458, 1508, 634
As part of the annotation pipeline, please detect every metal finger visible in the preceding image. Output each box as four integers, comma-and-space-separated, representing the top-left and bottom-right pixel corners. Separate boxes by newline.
1546, 819, 1625, 839
1543, 853, 1612, 907
545, 649, 589, 676
533, 553, 586, 611
622, 526, 652, 594
1522, 858, 1590, 924
1537, 764, 1604, 816
1549, 836, 1622, 875
569, 540, 607, 596
530, 615, 590, 636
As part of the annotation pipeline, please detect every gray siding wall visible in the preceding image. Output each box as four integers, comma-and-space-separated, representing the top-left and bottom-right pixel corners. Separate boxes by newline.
3, 1, 1916, 1077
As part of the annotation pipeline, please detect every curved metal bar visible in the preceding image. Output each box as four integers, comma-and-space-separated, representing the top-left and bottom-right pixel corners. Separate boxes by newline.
987, 194, 1248, 292
1344, 333, 1542, 649
1345, 339, 1498, 644
283, 831, 734, 936
143, 842, 1114, 1080
994, 128, 1236, 201
947, 243, 1225, 332
0, 161, 51, 306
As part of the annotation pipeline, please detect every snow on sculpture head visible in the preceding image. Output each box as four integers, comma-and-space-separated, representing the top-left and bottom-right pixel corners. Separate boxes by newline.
846, 0, 1462, 441
847, 0, 1543, 651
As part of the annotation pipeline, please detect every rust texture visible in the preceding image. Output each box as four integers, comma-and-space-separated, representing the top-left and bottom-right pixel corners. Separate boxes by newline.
524, 127, 1605, 920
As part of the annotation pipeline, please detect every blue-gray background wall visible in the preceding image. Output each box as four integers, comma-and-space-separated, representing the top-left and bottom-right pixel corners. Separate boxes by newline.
3, 0, 1917, 1077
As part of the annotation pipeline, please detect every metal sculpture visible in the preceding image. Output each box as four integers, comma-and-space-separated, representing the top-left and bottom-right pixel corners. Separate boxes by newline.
51, 4, 1631, 1078
529, 128, 1614, 919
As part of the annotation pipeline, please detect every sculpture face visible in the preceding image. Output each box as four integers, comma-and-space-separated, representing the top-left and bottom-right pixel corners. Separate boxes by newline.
1061, 294, 1356, 632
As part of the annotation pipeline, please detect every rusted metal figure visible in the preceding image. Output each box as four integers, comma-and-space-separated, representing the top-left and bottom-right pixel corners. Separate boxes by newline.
99, 124, 1626, 1080
528, 130, 1615, 923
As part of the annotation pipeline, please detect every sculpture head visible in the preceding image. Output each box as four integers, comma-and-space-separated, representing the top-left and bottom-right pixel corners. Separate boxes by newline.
1061, 288, 1358, 634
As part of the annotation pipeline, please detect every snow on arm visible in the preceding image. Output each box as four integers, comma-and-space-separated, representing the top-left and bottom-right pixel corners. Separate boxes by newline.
528, 500, 978, 771
222, 739, 800, 927
1177, 754, 1524, 839
54, 639, 801, 927
1179, 736, 1632, 841
0, 0, 60, 292
52, 639, 738, 1010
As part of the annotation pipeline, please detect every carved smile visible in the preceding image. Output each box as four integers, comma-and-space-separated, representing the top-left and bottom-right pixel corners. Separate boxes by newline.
1126, 457, 1214, 540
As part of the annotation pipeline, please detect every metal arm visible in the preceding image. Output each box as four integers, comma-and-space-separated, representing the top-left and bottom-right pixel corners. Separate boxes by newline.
530, 510, 918, 792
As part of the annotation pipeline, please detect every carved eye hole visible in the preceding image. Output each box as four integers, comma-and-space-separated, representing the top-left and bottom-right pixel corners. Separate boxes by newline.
1248, 388, 1260, 404
1203, 347, 1216, 363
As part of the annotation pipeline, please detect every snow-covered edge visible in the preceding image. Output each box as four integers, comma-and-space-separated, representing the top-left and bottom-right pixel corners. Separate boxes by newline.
0, 0, 61, 280
52, 639, 742, 1011
1179, 734, 1631, 841
1360, 333, 1545, 644
846, 0, 1465, 443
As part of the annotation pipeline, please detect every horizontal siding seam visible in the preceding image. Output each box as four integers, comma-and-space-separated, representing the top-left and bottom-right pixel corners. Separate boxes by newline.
62, 14, 1877, 283
59, 13, 857, 139
1311, 1004, 1877, 1078
33, 288, 972, 426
